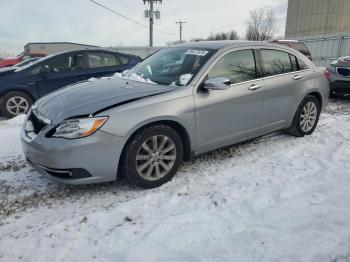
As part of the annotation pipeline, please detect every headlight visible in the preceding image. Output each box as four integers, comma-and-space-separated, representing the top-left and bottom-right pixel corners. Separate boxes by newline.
53, 116, 108, 139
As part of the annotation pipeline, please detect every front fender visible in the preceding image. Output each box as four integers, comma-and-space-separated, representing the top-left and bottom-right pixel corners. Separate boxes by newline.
97, 91, 197, 151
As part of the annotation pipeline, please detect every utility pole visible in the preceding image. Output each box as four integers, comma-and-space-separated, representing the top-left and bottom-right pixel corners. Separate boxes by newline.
143, 0, 162, 47
176, 21, 186, 43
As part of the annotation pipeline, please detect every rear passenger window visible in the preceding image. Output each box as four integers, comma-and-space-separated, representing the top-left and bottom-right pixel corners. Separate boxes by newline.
117, 55, 130, 65
208, 49, 257, 84
261, 50, 293, 76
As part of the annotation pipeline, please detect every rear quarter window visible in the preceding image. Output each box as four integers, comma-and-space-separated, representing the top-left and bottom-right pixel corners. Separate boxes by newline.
117, 55, 130, 65
88, 52, 118, 68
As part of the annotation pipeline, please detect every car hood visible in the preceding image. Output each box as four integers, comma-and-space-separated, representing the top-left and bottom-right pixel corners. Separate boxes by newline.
34, 77, 177, 125
0, 67, 16, 76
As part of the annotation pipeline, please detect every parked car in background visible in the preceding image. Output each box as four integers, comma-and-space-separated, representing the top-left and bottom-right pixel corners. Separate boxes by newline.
271, 40, 312, 60
0, 53, 46, 68
21, 41, 329, 188
327, 56, 350, 96
0, 49, 141, 117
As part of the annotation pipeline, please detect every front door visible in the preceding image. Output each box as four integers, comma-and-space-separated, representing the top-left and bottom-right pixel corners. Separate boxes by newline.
36, 52, 87, 96
194, 49, 264, 152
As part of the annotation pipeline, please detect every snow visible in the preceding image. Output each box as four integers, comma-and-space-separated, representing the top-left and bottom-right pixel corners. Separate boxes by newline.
114, 72, 156, 84
1, 99, 350, 261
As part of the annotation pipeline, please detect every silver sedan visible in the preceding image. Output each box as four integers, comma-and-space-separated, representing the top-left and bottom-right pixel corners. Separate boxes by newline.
21, 41, 329, 188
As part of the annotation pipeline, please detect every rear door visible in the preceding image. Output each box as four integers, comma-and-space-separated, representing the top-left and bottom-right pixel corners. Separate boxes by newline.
85, 51, 131, 78
258, 48, 312, 129
35, 52, 87, 96
194, 48, 264, 151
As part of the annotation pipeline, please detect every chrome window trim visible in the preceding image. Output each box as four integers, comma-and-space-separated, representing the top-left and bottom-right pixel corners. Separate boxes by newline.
260, 69, 312, 81
193, 46, 260, 92
192, 45, 312, 92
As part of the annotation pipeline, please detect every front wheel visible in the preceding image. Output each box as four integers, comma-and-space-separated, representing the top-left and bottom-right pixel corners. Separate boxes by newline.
121, 125, 183, 189
289, 95, 321, 137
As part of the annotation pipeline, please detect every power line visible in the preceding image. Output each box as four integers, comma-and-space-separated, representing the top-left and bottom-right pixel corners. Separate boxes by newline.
87, 0, 175, 36
88, 0, 147, 28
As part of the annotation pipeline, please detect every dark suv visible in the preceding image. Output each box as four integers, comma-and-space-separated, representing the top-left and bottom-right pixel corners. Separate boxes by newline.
271, 40, 312, 61
0, 49, 140, 117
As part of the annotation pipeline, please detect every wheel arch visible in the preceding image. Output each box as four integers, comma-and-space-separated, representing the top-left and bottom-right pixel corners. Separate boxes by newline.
307, 91, 323, 107
119, 119, 193, 174
0, 89, 36, 104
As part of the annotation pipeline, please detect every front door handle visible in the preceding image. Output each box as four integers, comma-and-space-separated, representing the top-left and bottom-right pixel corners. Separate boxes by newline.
248, 84, 263, 91
294, 75, 303, 80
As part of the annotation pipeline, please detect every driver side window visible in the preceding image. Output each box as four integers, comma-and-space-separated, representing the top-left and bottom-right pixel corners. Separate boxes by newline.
41, 54, 84, 74
208, 49, 257, 84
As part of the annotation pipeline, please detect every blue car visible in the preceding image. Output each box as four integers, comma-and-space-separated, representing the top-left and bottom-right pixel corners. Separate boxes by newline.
0, 49, 140, 117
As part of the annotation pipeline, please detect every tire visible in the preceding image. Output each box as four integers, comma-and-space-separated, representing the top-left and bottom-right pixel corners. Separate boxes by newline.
0, 91, 33, 118
121, 125, 184, 189
289, 95, 321, 137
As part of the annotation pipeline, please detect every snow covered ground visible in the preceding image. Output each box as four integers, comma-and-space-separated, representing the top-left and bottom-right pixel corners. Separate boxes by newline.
1, 99, 350, 262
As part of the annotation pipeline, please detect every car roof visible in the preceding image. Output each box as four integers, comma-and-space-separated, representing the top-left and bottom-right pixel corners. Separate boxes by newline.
171, 40, 290, 50
49, 48, 126, 56
272, 39, 300, 43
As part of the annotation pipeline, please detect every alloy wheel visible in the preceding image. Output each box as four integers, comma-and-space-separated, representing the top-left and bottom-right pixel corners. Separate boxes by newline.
6, 96, 29, 115
300, 101, 318, 132
135, 135, 177, 181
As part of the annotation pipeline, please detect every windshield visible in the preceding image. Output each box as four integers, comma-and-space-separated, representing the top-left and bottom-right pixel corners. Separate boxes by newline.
15, 58, 40, 67
15, 54, 53, 72
126, 47, 216, 86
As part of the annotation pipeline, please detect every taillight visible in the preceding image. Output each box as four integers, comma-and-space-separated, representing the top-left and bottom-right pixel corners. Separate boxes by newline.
324, 70, 331, 81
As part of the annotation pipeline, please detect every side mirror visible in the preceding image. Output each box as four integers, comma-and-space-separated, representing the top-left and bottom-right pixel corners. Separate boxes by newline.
204, 77, 230, 90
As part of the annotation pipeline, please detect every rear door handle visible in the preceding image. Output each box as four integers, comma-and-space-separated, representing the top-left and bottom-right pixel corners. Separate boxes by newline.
294, 75, 303, 80
248, 84, 263, 91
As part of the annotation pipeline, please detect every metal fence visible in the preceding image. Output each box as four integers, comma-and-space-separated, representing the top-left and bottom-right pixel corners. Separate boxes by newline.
298, 34, 350, 67
110, 37, 350, 67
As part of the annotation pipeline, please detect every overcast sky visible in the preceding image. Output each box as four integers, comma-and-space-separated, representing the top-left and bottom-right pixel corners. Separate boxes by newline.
0, 0, 287, 55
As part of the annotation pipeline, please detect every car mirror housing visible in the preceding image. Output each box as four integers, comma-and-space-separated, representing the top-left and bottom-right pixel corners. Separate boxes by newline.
204, 77, 230, 90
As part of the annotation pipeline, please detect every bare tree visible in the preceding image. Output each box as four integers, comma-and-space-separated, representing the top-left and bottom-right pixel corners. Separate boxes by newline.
190, 30, 239, 42
245, 8, 277, 41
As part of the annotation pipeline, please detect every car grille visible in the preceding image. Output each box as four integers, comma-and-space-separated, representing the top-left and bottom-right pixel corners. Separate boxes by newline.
336, 67, 350, 77
28, 110, 49, 134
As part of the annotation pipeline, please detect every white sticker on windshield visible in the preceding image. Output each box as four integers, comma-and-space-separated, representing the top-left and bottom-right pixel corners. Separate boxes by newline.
185, 49, 209, 56
180, 73, 193, 86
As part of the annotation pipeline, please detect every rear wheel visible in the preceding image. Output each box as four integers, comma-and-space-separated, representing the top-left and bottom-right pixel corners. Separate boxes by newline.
121, 125, 183, 189
289, 95, 321, 137
0, 91, 33, 118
